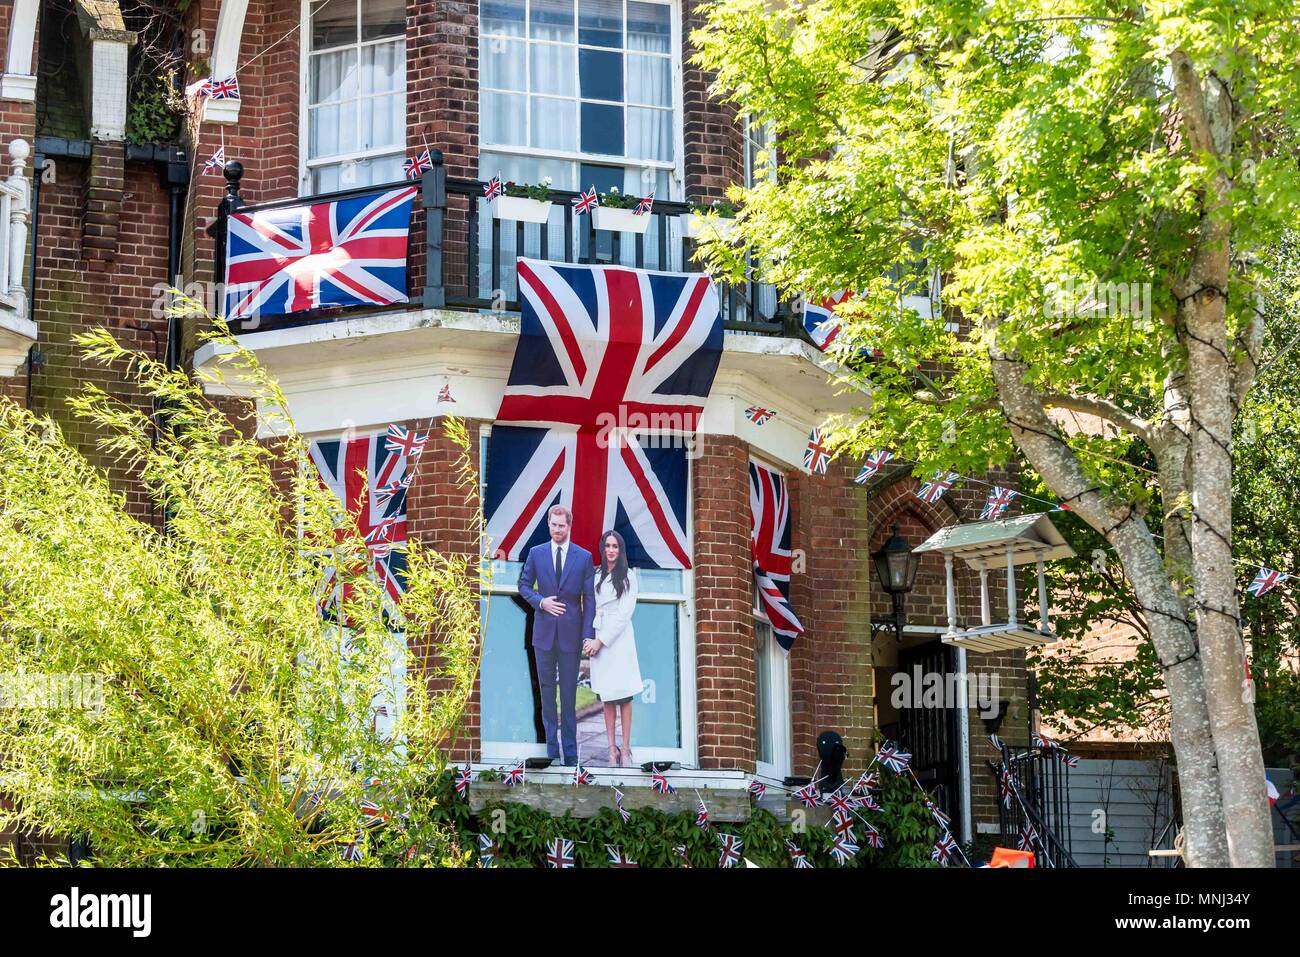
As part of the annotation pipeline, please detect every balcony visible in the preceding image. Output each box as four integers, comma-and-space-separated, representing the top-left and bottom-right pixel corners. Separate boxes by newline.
0, 138, 35, 378
208, 151, 801, 340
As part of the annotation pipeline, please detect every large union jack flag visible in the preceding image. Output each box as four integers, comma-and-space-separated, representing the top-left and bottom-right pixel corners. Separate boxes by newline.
484, 259, 722, 568
224, 185, 416, 322
750, 462, 805, 652
309, 428, 413, 609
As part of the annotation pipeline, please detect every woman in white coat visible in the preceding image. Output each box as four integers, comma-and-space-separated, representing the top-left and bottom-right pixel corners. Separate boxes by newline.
583, 529, 643, 767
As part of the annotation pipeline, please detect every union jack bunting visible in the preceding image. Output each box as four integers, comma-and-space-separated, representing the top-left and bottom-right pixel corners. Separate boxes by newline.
573, 186, 599, 214
612, 788, 632, 823
925, 799, 951, 830
202, 147, 226, 176
184, 76, 212, 97
804, 427, 832, 474
750, 462, 805, 651
374, 480, 405, 506
932, 831, 957, 865
454, 762, 473, 797
360, 800, 388, 827
484, 260, 722, 568
718, 833, 743, 868
747, 780, 767, 800
605, 845, 639, 868
404, 148, 435, 180
672, 844, 690, 865
651, 770, 675, 795
385, 423, 428, 459
876, 741, 912, 775
981, 486, 1018, 519
802, 289, 852, 351
437, 383, 456, 403
224, 185, 415, 321
793, 782, 821, 809
850, 771, 879, 795
546, 838, 575, 868
340, 833, 363, 861
483, 174, 505, 200
633, 190, 655, 215
822, 791, 858, 818
1018, 822, 1038, 852
999, 766, 1013, 808
988, 733, 1005, 752
744, 405, 776, 425
695, 798, 710, 831
1248, 567, 1288, 597
855, 450, 894, 484
478, 833, 496, 867
573, 764, 595, 786
503, 762, 525, 787
862, 823, 884, 849
830, 836, 859, 865
785, 840, 813, 868
916, 471, 959, 504
831, 809, 856, 843
209, 75, 240, 99
858, 792, 882, 812
309, 428, 413, 609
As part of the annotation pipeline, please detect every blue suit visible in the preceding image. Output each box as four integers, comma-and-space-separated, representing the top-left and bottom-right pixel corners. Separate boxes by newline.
518, 540, 596, 763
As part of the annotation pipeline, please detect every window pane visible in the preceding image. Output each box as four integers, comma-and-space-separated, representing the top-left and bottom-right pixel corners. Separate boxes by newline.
756, 623, 773, 765
312, 163, 342, 194
483, 37, 527, 91
529, 42, 574, 96
530, 96, 578, 150
635, 568, 683, 593
479, 594, 539, 743
579, 0, 622, 47
309, 102, 358, 159
311, 0, 356, 49
483, 91, 527, 146
627, 53, 669, 106
482, 0, 526, 36
365, 93, 404, 150
579, 48, 622, 102
627, 1, 671, 53
581, 101, 623, 155
361, 0, 405, 40
361, 41, 404, 95
627, 106, 671, 161
365, 152, 406, 185
310, 49, 357, 104
530, 0, 575, 42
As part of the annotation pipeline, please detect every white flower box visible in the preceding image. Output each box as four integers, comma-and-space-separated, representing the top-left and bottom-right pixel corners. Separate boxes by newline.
493, 195, 554, 224
592, 205, 652, 234
683, 214, 738, 242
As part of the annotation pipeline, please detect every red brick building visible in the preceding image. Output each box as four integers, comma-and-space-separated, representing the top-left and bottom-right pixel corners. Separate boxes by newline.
1, 0, 1055, 853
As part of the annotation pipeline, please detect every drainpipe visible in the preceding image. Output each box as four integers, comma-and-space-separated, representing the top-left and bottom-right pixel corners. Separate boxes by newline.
946, 552, 973, 846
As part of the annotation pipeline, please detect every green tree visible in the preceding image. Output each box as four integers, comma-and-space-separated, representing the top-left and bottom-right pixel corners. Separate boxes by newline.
0, 320, 484, 866
693, 0, 1300, 865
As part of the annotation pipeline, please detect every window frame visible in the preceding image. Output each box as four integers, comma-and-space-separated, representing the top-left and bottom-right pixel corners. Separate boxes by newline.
298, 0, 408, 195
478, 0, 686, 199
477, 424, 697, 767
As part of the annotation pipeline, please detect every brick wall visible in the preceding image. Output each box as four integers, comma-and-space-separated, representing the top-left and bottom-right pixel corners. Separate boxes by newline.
682, 0, 745, 202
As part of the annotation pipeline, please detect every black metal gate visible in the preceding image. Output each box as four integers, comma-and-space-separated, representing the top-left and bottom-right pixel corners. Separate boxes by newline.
895, 640, 960, 820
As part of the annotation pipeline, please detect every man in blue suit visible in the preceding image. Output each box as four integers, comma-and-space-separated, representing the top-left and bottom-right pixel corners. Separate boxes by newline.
518, 504, 596, 765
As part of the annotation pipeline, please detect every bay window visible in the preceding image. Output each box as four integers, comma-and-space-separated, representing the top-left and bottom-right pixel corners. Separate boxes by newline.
303, 0, 407, 193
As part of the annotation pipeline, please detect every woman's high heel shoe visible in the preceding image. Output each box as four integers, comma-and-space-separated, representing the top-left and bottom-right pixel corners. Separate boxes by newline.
621, 742, 633, 768
609, 745, 621, 767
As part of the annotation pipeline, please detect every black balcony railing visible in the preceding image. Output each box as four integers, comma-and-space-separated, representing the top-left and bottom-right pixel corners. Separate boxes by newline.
989, 740, 1078, 867
210, 151, 798, 338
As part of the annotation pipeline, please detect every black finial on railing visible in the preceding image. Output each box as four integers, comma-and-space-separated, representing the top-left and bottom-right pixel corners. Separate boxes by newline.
222, 160, 244, 207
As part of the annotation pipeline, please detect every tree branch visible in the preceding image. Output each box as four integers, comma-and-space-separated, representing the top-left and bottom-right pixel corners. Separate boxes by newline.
1041, 393, 1153, 445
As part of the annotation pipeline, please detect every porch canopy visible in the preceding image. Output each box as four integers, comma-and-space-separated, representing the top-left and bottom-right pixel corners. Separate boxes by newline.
912, 513, 1075, 652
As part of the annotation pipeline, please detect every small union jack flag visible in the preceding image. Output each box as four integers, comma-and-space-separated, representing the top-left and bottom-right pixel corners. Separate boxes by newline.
202, 147, 226, 176
876, 741, 912, 774
437, 382, 456, 403
374, 480, 404, 506
612, 788, 631, 823
850, 771, 879, 795
718, 833, 744, 868
404, 148, 435, 180
916, 471, 958, 504
1248, 567, 1288, 597
981, 486, 1018, 519
804, 427, 832, 474
454, 762, 473, 797
359, 800, 389, 827
573, 764, 595, 786
573, 186, 599, 215
830, 836, 859, 865
483, 173, 505, 200
633, 190, 655, 215
855, 450, 894, 484
1018, 822, 1038, 852
932, 831, 957, 865
672, 844, 690, 865
651, 770, 675, 795
340, 833, 363, 861
695, 798, 710, 831
999, 766, 1013, 808
605, 845, 639, 868
989, 733, 1006, 752
862, 823, 884, 849
831, 809, 856, 843
503, 762, 525, 787
822, 791, 859, 818
785, 839, 813, 868
546, 837, 575, 868
747, 780, 767, 800
858, 792, 882, 812
209, 75, 240, 99
386, 423, 428, 459
925, 799, 951, 830
478, 833, 496, 867
793, 782, 821, 808
744, 406, 776, 425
